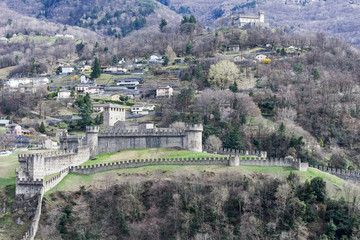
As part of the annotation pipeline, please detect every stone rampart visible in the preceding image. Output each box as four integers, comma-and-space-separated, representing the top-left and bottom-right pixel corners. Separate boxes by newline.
97, 134, 186, 154
238, 157, 307, 171
205, 148, 267, 158
99, 129, 186, 137
44, 168, 70, 192
311, 165, 360, 182
70, 157, 229, 174
16, 146, 90, 197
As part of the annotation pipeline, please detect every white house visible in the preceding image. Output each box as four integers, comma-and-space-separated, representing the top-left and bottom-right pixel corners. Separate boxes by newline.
80, 75, 93, 84
156, 85, 174, 98
149, 55, 163, 64
57, 89, 72, 99
62, 66, 74, 74
6, 77, 49, 88
75, 85, 104, 94
233, 55, 245, 63
131, 104, 155, 115
116, 79, 140, 86
0, 119, 10, 127
255, 54, 267, 62
7, 124, 22, 135
93, 104, 107, 112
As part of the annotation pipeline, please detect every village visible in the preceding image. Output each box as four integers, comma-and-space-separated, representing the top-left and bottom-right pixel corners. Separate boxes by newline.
0, 41, 303, 153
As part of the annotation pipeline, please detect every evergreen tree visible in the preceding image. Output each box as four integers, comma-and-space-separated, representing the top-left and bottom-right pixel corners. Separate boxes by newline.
181, 16, 189, 24
278, 122, 285, 136
312, 67, 321, 80
229, 81, 238, 93
39, 122, 46, 134
111, 55, 118, 66
90, 58, 101, 79
280, 47, 287, 56
159, 19, 167, 32
224, 126, 244, 150
189, 15, 197, 23
186, 40, 192, 55
162, 55, 170, 66
78, 93, 94, 129
196, 63, 203, 80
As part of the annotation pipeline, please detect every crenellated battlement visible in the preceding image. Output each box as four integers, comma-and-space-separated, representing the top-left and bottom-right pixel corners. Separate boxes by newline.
311, 165, 360, 182
86, 126, 100, 133
70, 157, 229, 174
204, 147, 268, 158
19, 150, 76, 159
16, 178, 44, 185
186, 124, 203, 132
99, 129, 186, 137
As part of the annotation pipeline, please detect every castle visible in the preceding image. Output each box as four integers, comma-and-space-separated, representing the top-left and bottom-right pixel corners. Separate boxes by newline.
231, 11, 269, 28
16, 104, 203, 197
15, 103, 310, 240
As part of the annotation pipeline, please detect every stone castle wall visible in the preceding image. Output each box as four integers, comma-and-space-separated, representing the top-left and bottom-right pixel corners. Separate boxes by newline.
16, 146, 90, 197
311, 165, 360, 182
98, 132, 186, 154
20, 188, 44, 240
90, 124, 203, 155
70, 156, 308, 175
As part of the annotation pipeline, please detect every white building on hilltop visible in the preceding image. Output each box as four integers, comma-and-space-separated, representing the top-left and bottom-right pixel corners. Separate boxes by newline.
231, 11, 268, 28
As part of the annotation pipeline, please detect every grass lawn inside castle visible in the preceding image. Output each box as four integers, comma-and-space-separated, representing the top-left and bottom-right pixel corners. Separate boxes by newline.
80, 148, 231, 167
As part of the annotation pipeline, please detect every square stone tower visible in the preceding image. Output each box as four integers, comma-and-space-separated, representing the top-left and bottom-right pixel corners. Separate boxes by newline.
103, 104, 126, 127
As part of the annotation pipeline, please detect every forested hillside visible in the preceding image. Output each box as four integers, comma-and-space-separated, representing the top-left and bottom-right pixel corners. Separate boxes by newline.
170, 0, 360, 48
39, 171, 360, 239
3, 0, 181, 37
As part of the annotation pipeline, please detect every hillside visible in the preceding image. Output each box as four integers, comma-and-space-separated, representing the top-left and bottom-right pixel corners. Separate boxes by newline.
170, 0, 360, 48
37, 165, 360, 239
2, 0, 181, 38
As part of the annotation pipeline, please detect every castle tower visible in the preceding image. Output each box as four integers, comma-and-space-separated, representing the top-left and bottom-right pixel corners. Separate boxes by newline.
86, 126, 99, 158
27, 154, 45, 180
185, 124, 203, 152
103, 104, 126, 128
259, 11, 265, 23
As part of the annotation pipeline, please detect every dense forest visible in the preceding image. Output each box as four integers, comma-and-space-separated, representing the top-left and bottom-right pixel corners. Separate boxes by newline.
39, 172, 360, 240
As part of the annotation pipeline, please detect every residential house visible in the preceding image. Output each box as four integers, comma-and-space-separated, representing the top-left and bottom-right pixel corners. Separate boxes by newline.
7, 124, 22, 135
6, 77, 49, 88
233, 55, 245, 63
44, 139, 59, 150
62, 66, 74, 74
75, 85, 105, 95
255, 54, 267, 62
156, 85, 174, 98
118, 58, 126, 65
93, 104, 107, 112
57, 89, 72, 99
0, 119, 10, 127
80, 75, 93, 84
101, 66, 128, 74
226, 45, 240, 52
149, 55, 163, 64
131, 103, 155, 115
116, 79, 140, 87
